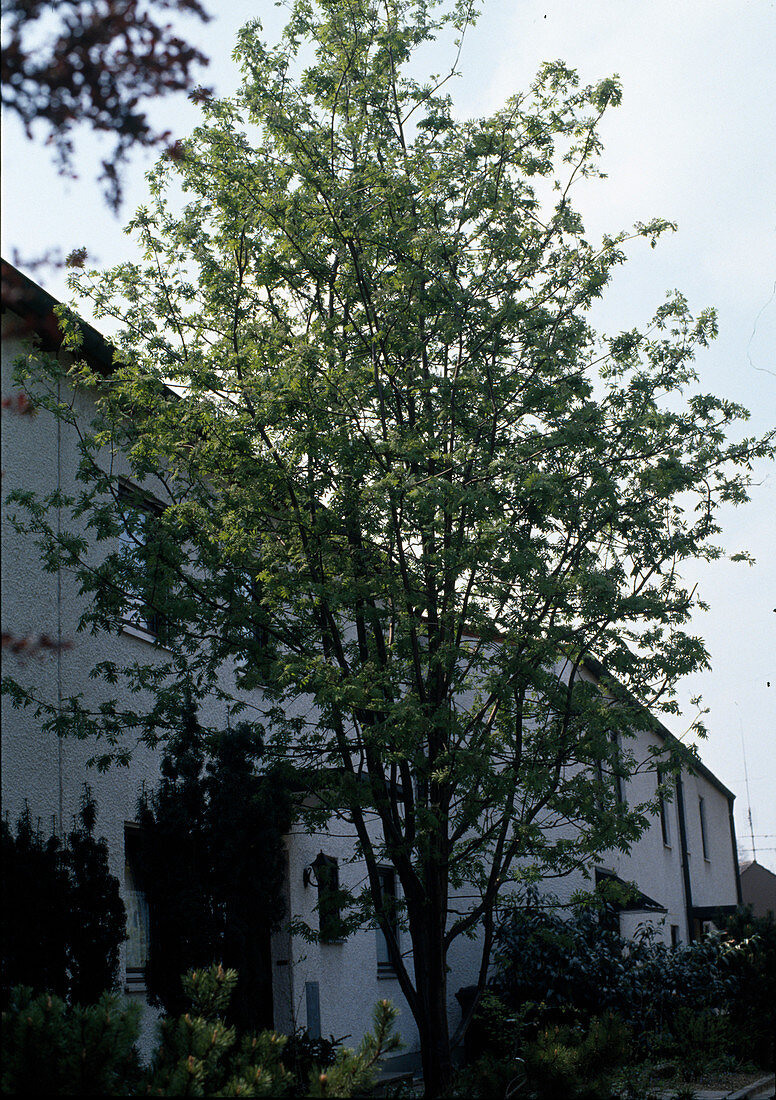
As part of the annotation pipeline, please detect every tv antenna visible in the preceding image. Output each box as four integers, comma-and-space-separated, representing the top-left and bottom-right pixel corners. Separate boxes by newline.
737, 704, 757, 863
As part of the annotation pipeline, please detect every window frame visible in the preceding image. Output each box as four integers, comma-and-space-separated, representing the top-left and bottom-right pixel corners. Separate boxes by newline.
312, 852, 345, 945
699, 795, 710, 861
611, 731, 626, 806
375, 865, 399, 978
117, 481, 170, 644
123, 823, 150, 990
657, 768, 672, 848
595, 731, 627, 808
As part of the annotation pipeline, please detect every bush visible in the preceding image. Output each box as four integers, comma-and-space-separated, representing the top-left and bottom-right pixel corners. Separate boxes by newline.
489, 891, 776, 1086
454, 992, 530, 1097
1, 811, 69, 1002
491, 889, 632, 1025
145, 964, 293, 1096
491, 889, 735, 1049
0, 787, 126, 1007
454, 1051, 527, 1100
282, 1028, 344, 1096
524, 1024, 588, 1099
463, 990, 532, 1061
0, 986, 142, 1096
1, 965, 400, 1097
721, 907, 776, 1069
305, 999, 401, 1098
523, 1013, 632, 1100
145, 965, 400, 1098
580, 1012, 633, 1075
138, 709, 293, 1032
654, 1006, 735, 1080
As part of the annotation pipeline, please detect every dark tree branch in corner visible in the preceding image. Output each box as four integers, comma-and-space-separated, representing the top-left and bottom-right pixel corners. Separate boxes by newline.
1, 0, 212, 210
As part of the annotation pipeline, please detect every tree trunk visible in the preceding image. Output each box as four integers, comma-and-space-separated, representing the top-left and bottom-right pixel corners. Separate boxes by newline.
418, 986, 454, 1099
411, 902, 454, 1098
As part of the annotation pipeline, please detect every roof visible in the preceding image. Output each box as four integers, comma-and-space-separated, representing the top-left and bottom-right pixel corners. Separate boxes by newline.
1, 258, 115, 375
595, 868, 667, 913
740, 859, 776, 880
582, 654, 736, 804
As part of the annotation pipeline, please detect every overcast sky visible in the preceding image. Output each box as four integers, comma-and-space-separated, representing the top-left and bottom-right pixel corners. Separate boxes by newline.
2, 0, 774, 871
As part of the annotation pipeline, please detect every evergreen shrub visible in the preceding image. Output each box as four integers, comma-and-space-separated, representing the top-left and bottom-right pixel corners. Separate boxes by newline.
0, 986, 141, 1096
145, 965, 400, 1097
522, 1013, 630, 1100
0, 787, 125, 1006
137, 707, 293, 1032
1, 965, 399, 1097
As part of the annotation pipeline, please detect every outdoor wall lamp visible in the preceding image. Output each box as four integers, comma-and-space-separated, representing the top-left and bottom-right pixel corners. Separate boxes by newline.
303, 851, 336, 888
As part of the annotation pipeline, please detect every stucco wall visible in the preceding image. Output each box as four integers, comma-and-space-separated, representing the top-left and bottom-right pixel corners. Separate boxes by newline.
681, 767, 738, 911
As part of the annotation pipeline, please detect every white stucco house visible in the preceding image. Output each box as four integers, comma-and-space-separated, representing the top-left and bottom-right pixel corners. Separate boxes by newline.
1, 259, 743, 1070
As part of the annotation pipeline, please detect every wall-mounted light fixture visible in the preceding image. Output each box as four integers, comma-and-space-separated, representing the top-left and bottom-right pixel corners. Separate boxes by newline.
303, 851, 336, 888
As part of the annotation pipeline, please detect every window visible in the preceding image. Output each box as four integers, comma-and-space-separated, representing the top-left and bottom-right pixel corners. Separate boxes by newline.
229, 574, 273, 665
117, 482, 170, 642
657, 769, 672, 847
611, 732, 626, 806
309, 852, 344, 944
670, 924, 680, 948
376, 866, 399, 977
596, 732, 626, 806
124, 825, 150, 988
699, 796, 710, 861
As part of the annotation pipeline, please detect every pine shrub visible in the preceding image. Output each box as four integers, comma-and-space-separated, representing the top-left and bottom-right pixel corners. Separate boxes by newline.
0, 986, 141, 1096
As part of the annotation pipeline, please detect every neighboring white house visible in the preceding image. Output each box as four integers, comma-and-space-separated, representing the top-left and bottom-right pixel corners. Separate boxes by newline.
1, 260, 743, 1068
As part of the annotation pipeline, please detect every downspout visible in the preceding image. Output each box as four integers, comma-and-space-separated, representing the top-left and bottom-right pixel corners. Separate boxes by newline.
56, 376, 64, 835
728, 795, 743, 906
675, 774, 694, 942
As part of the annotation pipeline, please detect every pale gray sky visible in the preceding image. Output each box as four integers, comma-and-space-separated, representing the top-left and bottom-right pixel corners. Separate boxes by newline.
2, 0, 774, 870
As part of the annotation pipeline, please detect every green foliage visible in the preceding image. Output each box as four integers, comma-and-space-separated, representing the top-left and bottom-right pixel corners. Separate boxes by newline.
581, 1012, 633, 1075
453, 991, 531, 1098
491, 894, 776, 1084
63, 788, 128, 1004
456, 992, 629, 1098
468, 990, 531, 1060
306, 1000, 401, 1098
655, 1006, 735, 1080
0, 986, 142, 1096
524, 1025, 587, 1099
282, 1029, 344, 1097
721, 907, 776, 1069
2, 964, 398, 1097
1, 809, 69, 1002
5, 0, 774, 1091
183, 962, 239, 1018
144, 965, 293, 1097
522, 1014, 630, 1100
137, 704, 293, 1032
145, 965, 397, 1098
491, 889, 736, 1046
453, 1051, 527, 1100
1, 787, 126, 1007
